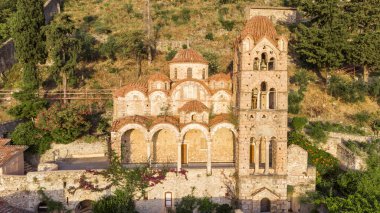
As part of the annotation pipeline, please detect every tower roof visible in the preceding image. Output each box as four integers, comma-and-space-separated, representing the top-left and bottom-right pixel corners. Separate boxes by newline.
241, 16, 278, 41
148, 72, 170, 82
170, 49, 208, 64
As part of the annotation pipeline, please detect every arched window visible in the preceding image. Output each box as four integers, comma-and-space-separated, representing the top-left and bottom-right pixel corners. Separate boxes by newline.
202, 69, 206, 79
261, 53, 267, 71
250, 137, 255, 164
253, 57, 260, 70
268, 57, 275, 70
260, 82, 267, 91
269, 137, 275, 168
187, 67, 192, 78
165, 192, 173, 207
251, 88, 258, 109
191, 114, 196, 121
269, 88, 276, 109
174, 68, 178, 79
259, 137, 266, 168
260, 198, 271, 212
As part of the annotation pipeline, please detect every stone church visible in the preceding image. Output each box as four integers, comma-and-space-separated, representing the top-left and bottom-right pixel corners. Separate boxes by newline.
111, 16, 316, 213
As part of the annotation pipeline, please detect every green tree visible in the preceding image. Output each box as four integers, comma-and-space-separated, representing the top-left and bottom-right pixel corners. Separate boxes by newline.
119, 30, 148, 77
0, 0, 16, 42
11, 0, 46, 90
93, 189, 137, 213
7, 91, 48, 119
345, 0, 380, 82
45, 15, 80, 102
295, 0, 349, 82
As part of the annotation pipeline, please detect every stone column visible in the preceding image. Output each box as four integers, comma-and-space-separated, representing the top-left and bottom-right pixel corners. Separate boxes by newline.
265, 141, 270, 174
254, 144, 259, 174
207, 141, 212, 175
177, 142, 182, 171
147, 139, 151, 166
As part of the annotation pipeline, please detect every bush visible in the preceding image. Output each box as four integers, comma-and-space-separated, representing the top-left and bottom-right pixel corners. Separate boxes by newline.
11, 121, 52, 154
219, 19, 235, 31
351, 111, 372, 125
308, 121, 366, 136
176, 194, 198, 213
8, 91, 49, 119
291, 117, 308, 132
201, 51, 220, 75
216, 204, 233, 213
99, 36, 118, 60
288, 90, 303, 114
166, 49, 177, 61
368, 77, 380, 103
291, 68, 309, 90
205, 32, 214, 40
93, 189, 137, 213
76, 30, 99, 61
35, 103, 91, 144
306, 122, 328, 143
83, 15, 97, 23
328, 75, 367, 103
197, 197, 218, 213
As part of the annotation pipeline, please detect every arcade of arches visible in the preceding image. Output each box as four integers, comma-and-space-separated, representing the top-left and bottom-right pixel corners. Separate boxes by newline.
118, 125, 236, 173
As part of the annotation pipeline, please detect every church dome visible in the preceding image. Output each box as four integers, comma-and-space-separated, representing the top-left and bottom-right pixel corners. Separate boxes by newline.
240, 16, 278, 41
179, 100, 209, 113
170, 49, 208, 64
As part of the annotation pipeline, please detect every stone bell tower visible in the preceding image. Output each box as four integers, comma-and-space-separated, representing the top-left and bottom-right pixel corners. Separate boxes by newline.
233, 16, 288, 178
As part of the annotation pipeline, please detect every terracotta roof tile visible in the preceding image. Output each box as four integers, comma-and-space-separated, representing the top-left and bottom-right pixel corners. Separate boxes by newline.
179, 101, 209, 113
209, 114, 230, 126
113, 82, 148, 97
0, 141, 27, 167
170, 49, 208, 64
111, 115, 150, 131
148, 73, 170, 82
241, 16, 278, 42
0, 138, 11, 146
208, 73, 231, 82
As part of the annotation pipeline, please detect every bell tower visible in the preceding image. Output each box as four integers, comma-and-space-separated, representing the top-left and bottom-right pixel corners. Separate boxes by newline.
233, 16, 288, 177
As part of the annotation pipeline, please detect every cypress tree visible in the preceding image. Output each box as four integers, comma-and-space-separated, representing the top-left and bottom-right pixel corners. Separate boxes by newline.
11, 0, 46, 90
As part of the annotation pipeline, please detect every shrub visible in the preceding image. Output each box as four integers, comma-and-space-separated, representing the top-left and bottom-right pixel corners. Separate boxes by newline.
176, 194, 198, 213
35, 103, 91, 144
93, 189, 137, 213
328, 75, 367, 103
350, 111, 372, 125
205, 32, 214, 40
219, 19, 235, 31
372, 119, 380, 136
99, 36, 118, 60
291, 68, 309, 90
201, 51, 220, 75
288, 90, 303, 114
291, 117, 308, 132
197, 197, 218, 213
76, 30, 99, 61
306, 122, 328, 143
8, 91, 49, 119
166, 49, 177, 61
368, 77, 380, 103
11, 121, 52, 154
83, 15, 97, 23
216, 204, 233, 213
308, 121, 366, 136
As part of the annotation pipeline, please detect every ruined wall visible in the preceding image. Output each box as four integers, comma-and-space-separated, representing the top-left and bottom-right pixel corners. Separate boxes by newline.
247, 6, 299, 24
0, 168, 234, 212
44, 0, 62, 24
40, 140, 107, 163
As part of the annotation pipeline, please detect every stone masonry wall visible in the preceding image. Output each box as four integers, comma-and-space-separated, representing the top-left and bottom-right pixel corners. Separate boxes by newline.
40, 140, 107, 163
247, 6, 299, 24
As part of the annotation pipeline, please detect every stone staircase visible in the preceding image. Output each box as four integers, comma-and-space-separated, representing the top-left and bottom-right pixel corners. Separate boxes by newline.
24, 161, 37, 174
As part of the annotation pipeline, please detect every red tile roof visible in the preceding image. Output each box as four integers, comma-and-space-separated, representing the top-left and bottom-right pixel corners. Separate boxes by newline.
208, 73, 231, 82
170, 49, 208, 64
209, 114, 231, 126
148, 72, 170, 82
113, 82, 148, 97
0, 138, 11, 146
179, 101, 209, 113
241, 16, 278, 42
0, 140, 27, 167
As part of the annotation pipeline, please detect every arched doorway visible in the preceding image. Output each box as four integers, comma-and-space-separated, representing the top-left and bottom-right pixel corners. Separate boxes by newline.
211, 128, 235, 163
37, 202, 48, 213
183, 129, 207, 164
121, 129, 147, 164
151, 129, 177, 164
75, 200, 93, 213
260, 198, 271, 212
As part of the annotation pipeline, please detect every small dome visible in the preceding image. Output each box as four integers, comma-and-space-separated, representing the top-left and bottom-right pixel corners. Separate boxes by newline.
241, 16, 278, 42
179, 100, 209, 113
114, 82, 148, 97
170, 49, 208, 64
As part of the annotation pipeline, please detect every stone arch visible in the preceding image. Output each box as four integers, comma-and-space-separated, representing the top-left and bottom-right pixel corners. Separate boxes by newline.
75, 200, 93, 213
210, 124, 237, 163
125, 91, 147, 116
149, 91, 168, 116
212, 90, 231, 114
260, 198, 271, 212
119, 124, 149, 164
181, 123, 210, 141
269, 88, 276, 109
150, 124, 178, 164
182, 128, 208, 164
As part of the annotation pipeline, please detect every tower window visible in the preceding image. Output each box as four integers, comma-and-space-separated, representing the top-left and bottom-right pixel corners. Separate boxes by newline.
261, 82, 267, 91
268, 58, 275, 71
202, 69, 206, 79
165, 192, 173, 207
187, 68, 192, 78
